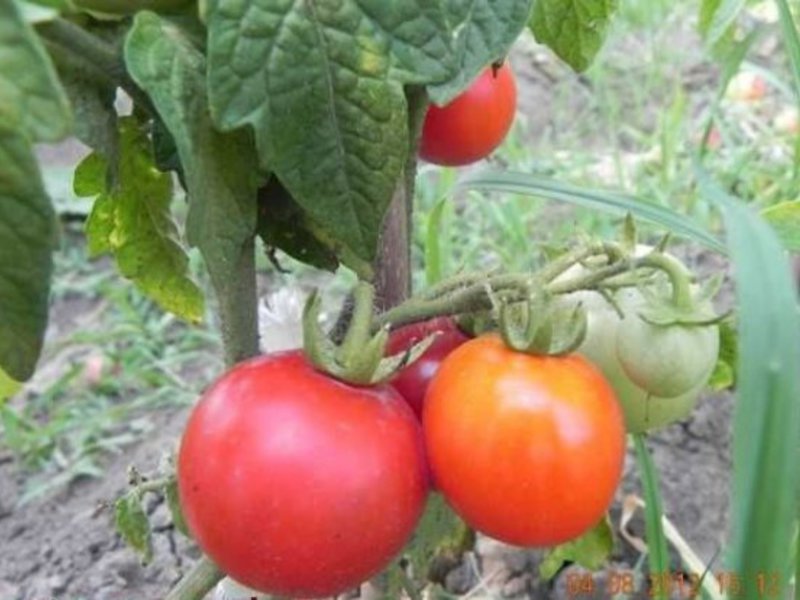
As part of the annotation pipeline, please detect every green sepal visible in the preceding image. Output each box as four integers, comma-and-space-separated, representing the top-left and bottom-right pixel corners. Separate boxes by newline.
499, 294, 587, 356
303, 283, 436, 386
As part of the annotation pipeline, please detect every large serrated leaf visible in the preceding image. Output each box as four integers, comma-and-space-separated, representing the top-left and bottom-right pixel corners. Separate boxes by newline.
79, 117, 205, 323
539, 517, 613, 580
114, 490, 153, 564
206, 0, 531, 269
0, 121, 56, 381
696, 167, 800, 598
0, 0, 71, 141
529, 0, 618, 73
124, 12, 260, 306
256, 176, 339, 273
427, 0, 534, 104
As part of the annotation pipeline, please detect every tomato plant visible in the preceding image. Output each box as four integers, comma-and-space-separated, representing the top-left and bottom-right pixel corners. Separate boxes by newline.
177, 351, 429, 597
73, 0, 192, 15
423, 334, 626, 547
387, 318, 470, 418
419, 63, 517, 166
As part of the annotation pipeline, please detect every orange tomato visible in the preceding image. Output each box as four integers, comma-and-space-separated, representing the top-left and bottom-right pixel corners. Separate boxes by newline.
423, 335, 626, 547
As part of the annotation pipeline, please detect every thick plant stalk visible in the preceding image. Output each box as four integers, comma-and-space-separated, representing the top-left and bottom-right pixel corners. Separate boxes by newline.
216, 238, 260, 365
167, 239, 259, 599
373, 86, 428, 310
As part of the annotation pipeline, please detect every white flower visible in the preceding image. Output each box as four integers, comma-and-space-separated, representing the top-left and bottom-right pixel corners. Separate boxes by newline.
213, 577, 269, 600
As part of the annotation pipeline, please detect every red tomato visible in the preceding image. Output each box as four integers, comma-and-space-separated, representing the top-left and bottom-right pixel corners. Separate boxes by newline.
420, 63, 517, 166
178, 352, 429, 597
387, 318, 470, 419
424, 335, 625, 547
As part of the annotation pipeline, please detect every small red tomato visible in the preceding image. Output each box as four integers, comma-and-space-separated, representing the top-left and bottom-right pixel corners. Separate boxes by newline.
424, 335, 626, 547
387, 318, 470, 419
420, 63, 517, 166
178, 352, 429, 598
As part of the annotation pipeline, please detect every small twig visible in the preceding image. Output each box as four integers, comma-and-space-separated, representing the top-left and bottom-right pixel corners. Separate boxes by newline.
164, 556, 224, 600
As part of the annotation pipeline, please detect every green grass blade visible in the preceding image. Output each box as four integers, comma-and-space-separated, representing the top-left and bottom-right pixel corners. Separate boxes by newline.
776, 0, 800, 100
458, 171, 726, 253
634, 434, 670, 600
775, 0, 800, 179
696, 166, 800, 598
424, 198, 449, 287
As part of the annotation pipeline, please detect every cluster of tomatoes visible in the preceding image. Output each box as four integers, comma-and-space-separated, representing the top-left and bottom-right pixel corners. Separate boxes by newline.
177, 315, 628, 598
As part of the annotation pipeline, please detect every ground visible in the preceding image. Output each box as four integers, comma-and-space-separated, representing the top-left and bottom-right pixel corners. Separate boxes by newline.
1, 2, 790, 598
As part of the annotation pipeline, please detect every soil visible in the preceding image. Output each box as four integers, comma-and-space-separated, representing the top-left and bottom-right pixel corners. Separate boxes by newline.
0, 27, 738, 600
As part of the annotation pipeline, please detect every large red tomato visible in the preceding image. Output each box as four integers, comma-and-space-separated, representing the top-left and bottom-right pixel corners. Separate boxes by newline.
424, 335, 625, 547
419, 63, 517, 166
178, 352, 429, 598
387, 318, 470, 419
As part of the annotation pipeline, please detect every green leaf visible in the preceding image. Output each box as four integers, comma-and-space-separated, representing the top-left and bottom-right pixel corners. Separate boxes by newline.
708, 319, 737, 391
634, 434, 670, 600
73, 151, 109, 199
540, 517, 613, 580
529, 0, 618, 73
0, 0, 71, 141
699, 0, 746, 45
206, 0, 531, 268
256, 176, 340, 273
428, 0, 534, 104
0, 120, 56, 381
165, 478, 189, 537
459, 170, 726, 253
82, 117, 205, 323
114, 490, 153, 564
124, 12, 260, 303
388, 494, 472, 594
0, 366, 22, 402
696, 167, 800, 598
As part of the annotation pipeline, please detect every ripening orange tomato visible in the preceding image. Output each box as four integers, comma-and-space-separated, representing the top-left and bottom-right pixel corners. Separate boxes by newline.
423, 335, 626, 547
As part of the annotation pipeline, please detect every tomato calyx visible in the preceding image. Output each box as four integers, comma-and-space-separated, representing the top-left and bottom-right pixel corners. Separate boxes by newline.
303, 282, 437, 386
497, 292, 588, 356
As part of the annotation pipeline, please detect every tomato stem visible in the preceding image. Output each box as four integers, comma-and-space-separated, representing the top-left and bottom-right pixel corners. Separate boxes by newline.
38, 19, 154, 114
164, 556, 224, 600
636, 251, 695, 309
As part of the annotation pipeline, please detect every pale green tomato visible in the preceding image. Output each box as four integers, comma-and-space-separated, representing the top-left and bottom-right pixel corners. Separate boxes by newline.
563, 289, 710, 433
616, 312, 719, 398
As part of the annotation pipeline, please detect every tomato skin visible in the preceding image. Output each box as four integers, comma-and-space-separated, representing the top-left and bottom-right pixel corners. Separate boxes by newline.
178, 352, 429, 598
424, 335, 625, 547
387, 318, 470, 419
419, 63, 517, 166
564, 288, 716, 433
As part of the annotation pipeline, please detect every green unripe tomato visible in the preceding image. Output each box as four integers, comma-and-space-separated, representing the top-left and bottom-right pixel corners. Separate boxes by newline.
615, 313, 719, 398
72, 0, 193, 16
563, 289, 709, 433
